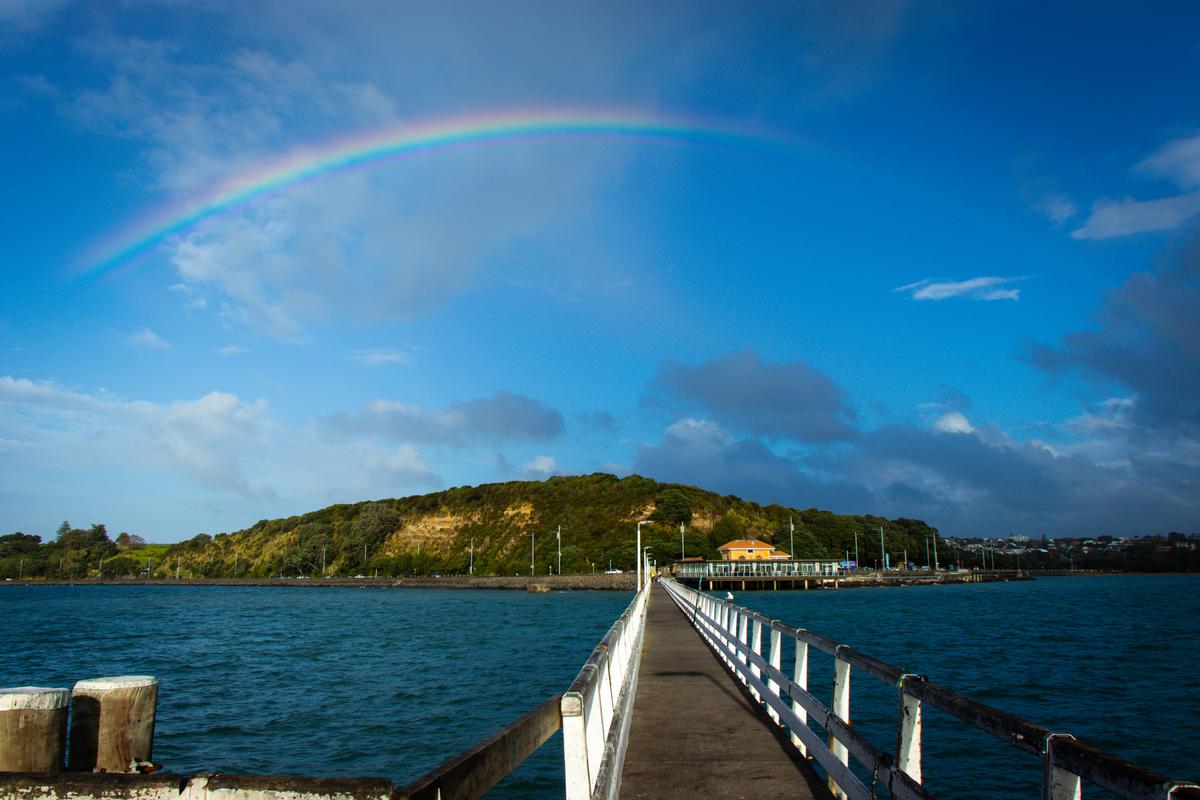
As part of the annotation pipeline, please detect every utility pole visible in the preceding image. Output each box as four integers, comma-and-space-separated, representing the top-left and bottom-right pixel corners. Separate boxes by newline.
879, 525, 886, 572
680, 521, 686, 561
933, 535, 939, 572
530, 531, 535, 576
469, 538, 474, 575
557, 525, 562, 576
322, 545, 327, 576
790, 516, 796, 559
925, 535, 930, 569
853, 530, 859, 569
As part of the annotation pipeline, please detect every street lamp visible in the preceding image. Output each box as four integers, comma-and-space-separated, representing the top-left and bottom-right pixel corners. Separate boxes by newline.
643, 546, 653, 587
636, 521, 649, 590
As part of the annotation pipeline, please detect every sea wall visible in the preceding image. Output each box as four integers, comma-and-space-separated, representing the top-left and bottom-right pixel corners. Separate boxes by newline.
11, 573, 637, 591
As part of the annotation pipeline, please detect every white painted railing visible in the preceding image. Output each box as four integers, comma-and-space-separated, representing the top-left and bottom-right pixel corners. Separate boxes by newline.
661, 577, 1200, 800
560, 557, 651, 800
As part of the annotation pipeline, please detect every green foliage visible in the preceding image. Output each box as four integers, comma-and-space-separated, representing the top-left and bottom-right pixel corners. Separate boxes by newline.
0, 475, 952, 579
650, 488, 692, 525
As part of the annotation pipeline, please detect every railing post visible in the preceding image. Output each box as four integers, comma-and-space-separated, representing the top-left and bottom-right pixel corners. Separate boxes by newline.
737, 613, 749, 675
828, 652, 851, 800
767, 625, 782, 724
749, 619, 762, 699
792, 637, 809, 755
897, 674, 923, 783
561, 690, 590, 800
1044, 734, 1082, 800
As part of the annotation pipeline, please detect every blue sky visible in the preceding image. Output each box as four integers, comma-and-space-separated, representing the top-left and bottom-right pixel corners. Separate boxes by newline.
2, 1, 1198, 541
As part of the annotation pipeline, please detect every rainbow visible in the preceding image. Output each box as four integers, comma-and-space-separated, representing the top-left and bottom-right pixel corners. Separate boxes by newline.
80, 109, 786, 275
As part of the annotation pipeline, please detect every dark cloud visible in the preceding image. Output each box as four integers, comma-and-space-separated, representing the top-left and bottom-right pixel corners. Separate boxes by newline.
1027, 246, 1200, 434
840, 423, 1200, 537
327, 390, 564, 445
632, 418, 873, 513
576, 410, 618, 434
632, 416, 1200, 538
649, 350, 859, 442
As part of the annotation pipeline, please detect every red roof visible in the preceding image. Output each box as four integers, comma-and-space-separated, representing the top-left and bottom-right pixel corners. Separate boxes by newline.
718, 539, 774, 550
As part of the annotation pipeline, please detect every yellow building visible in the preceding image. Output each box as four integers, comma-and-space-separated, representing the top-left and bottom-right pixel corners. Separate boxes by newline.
718, 539, 791, 561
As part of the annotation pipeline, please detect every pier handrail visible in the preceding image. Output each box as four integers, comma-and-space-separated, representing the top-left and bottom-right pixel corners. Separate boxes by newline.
661, 577, 1200, 800
560, 563, 651, 800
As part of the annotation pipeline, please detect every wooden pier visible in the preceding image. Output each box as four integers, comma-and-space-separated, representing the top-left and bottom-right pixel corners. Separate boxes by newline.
619, 584, 829, 799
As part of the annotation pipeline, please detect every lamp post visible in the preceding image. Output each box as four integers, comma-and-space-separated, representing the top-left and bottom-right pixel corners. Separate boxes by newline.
636, 520, 649, 591
644, 546, 653, 588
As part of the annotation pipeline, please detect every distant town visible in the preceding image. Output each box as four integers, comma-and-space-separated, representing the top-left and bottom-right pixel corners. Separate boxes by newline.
943, 532, 1199, 572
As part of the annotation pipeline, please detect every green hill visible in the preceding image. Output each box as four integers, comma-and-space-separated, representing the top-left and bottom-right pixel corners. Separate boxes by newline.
157, 473, 941, 578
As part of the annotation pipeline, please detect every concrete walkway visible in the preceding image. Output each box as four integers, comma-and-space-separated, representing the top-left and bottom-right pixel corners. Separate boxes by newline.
619, 584, 831, 799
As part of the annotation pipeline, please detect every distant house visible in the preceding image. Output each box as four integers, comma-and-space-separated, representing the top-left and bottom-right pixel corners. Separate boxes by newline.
718, 539, 789, 561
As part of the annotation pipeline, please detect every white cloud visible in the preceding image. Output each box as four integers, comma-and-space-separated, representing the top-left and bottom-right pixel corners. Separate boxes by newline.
522, 454, 558, 478
330, 391, 564, 445
0, 377, 268, 495
351, 348, 411, 366
1033, 194, 1077, 226
0, 376, 449, 518
0, 0, 69, 30
126, 328, 170, 349
359, 442, 438, 486
216, 345, 249, 356
1136, 134, 1200, 189
934, 411, 975, 434
895, 276, 1022, 302
1071, 193, 1200, 240
1071, 135, 1200, 240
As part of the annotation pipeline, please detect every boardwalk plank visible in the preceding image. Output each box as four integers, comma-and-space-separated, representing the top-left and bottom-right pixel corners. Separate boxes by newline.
619, 584, 831, 799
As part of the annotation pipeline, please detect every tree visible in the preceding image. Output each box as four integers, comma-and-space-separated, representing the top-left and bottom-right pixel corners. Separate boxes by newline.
116, 532, 146, 549
650, 488, 693, 525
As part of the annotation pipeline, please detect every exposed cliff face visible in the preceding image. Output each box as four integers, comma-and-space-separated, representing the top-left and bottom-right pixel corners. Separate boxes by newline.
382, 512, 479, 556
159, 473, 940, 578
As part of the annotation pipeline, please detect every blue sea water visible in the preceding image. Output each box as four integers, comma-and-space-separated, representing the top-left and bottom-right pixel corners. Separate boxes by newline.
733, 575, 1200, 798
2, 577, 1196, 798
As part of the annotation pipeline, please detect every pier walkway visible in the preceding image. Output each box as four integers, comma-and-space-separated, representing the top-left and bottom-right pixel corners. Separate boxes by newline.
619, 584, 828, 799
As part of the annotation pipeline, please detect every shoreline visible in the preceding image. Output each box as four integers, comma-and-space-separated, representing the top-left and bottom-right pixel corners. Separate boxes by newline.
4, 570, 1195, 592
0, 573, 638, 590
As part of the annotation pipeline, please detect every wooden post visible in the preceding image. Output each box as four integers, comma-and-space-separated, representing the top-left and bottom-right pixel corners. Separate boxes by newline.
767, 626, 782, 724
68, 676, 158, 772
791, 639, 809, 755
749, 619, 762, 700
828, 656, 851, 800
0, 687, 69, 772
897, 685, 923, 783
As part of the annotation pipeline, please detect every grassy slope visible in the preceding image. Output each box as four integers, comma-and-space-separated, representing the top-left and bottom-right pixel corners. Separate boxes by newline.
160, 473, 940, 578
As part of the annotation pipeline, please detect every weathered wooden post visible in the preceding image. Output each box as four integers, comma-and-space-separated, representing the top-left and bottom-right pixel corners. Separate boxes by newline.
897, 675, 923, 783
0, 687, 69, 772
68, 676, 158, 772
791, 635, 809, 755
766, 624, 782, 724
749, 619, 763, 701
828, 652, 851, 800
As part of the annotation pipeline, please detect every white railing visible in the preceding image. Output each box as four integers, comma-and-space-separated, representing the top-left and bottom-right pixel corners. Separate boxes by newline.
661, 577, 1199, 800
675, 559, 842, 579
560, 556, 651, 800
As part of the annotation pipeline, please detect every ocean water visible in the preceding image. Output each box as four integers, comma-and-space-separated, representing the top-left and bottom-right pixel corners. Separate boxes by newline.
735, 575, 1200, 798
2, 577, 1196, 798
0, 585, 630, 797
